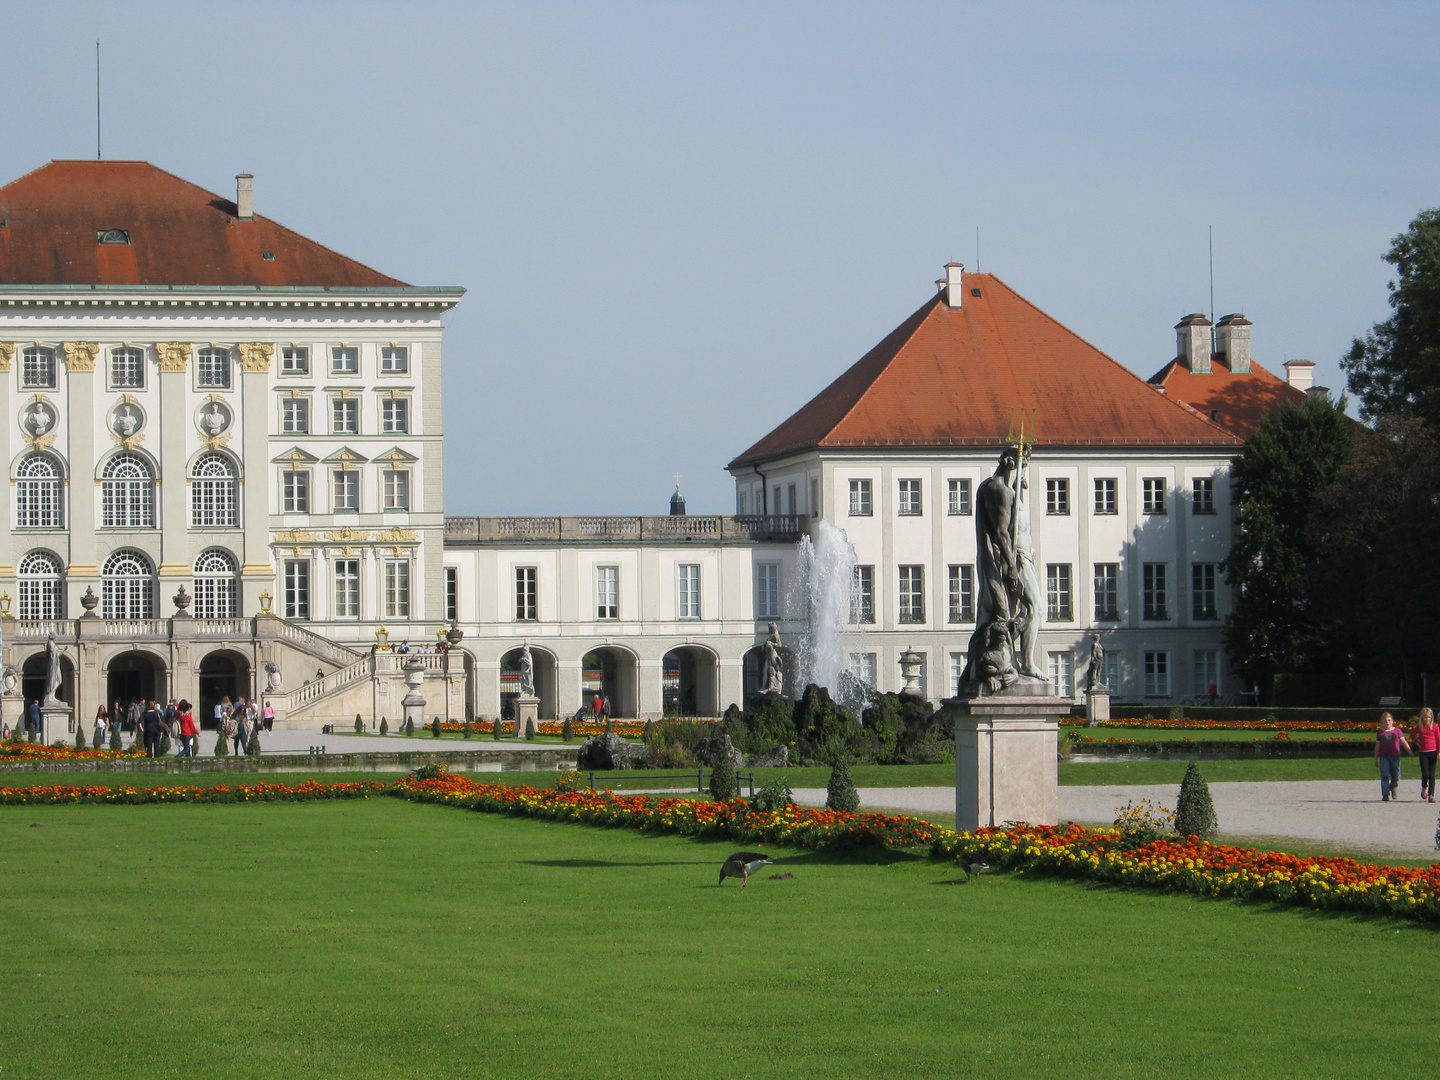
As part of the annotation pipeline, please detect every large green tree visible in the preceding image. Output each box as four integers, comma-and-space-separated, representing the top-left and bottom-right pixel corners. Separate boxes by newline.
1342, 208, 1440, 423
1222, 396, 1354, 691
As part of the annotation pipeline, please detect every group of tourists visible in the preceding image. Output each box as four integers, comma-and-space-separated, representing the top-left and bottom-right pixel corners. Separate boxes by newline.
1374, 709, 1440, 802
214, 696, 276, 754
571, 694, 609, 724
91, 698, 200, 758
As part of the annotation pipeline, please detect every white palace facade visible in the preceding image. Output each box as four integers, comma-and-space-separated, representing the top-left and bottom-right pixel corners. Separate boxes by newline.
0, 162, 1310, 728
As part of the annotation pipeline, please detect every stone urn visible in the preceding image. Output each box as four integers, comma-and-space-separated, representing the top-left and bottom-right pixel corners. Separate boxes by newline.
172, 585, 193, 618
79, 586, 100, 619
899, 647, 925, 699
446, 619, 465, 646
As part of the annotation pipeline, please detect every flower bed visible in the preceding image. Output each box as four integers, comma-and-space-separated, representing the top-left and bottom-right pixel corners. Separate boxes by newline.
431, 720, 648, 738
0, 742, 145, 762
1069, 735, 1371, 757
1079, 718, 1386, 732
0, 778, 385, 805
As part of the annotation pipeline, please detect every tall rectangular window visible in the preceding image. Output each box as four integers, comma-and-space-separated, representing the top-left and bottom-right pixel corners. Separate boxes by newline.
810, 478, 819, 519
736, 491, 747, 516
1192, 476, 1216, 515
515, 567, 538, 621
283, 559, 310, 620
756, 563, 780, 619
17, 456, 64, 528
786, 483, 797, 516
1194, 650, 1220, 696
382, 470, 410, 511
333, 559, 360, 619
280, 346, 309, 375
1046, 564, 1073, 621
196, 347, 230, 389
384, 560, 410, 618
1142, 477, 1167, 515
1143, 563, 1168, 620
282, 398, 309, 434
332, 470, 359, 511
1094, 477, 1118, 515
849, 479, 872, 516
1144, 651, 1170, 697
1102, 652, 1122, 694
948, 478, 971, 516
951, 652, 965, 696
852, 565, 875, 624
850, 653, 878, 690
110, 347, 144, 388
596, 565, 618, 620
1192, 563, 1218, 619
445, 566, 458, 622
332, 398, 359, 434
331, 345, 359, 375
1094, 563, 1120, 621
1046, 478, 1070, 515
281, 471, 310, 513
898, 565, 924, 623
380, 346, 408, 374
22, 346, 57, 389
948, 564, 974, 623
677, 564, 700, 619
1048, 652, 1075, 697
898, 479, 922, 516
382, 398, 409, 434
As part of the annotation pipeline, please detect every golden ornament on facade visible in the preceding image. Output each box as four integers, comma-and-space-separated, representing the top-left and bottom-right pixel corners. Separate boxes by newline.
155, 342, 192, 372
373, 526, 419, 543
62, 342, 100, 372
0, 343, 15, 373
325, 526, 370, 543
237, 342, 274, 373
274, 529, 323, 544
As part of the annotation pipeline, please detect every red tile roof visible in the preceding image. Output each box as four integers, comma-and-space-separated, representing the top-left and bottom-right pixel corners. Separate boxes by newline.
1147, 355, 1308, 438
0, 160, 405, 287
729, 273, 1239, 469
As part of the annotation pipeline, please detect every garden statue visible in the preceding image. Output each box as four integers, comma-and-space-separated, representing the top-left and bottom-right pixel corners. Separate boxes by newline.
1, 664, 17, 696
761, 622, 785, 696
518, 644, 535, 697
1084, 633, 1106, 692
264, 660, 282, 693
44, 631, 61, 704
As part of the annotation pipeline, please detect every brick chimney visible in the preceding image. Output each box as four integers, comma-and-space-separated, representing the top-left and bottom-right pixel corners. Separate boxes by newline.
944, 262, 965, 309
1175, 313, 1212, 374
236, 173, 254, 221
1216, 314, 1252, 373
1283, 360, 1315, 392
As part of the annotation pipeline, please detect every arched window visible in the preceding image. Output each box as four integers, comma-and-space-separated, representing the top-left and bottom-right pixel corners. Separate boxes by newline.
18, 551, 64, 619
193, 549, 238, 619
16, 454, 64, 528
102, 549, 155, 620
101, 453, 155, 528
191, 453, 238, 527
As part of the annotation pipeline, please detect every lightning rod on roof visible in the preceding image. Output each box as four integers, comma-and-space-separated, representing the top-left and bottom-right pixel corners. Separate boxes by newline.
95, 40, 101, 160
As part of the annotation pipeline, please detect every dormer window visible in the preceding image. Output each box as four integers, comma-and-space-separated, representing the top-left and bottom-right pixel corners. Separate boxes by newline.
97, 229, 130, 245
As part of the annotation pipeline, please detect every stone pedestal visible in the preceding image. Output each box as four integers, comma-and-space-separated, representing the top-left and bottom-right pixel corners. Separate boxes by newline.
1085, 687, 1110, 726
944, 693, 1068, 832
515, 694, 540, 735
40, 703, 73, 746
2, 692, 24, 735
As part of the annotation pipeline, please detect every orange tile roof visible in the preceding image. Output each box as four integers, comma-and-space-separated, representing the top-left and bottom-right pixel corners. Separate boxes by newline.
1147, 355, 1308, 438
0, 160, 405, 287
729, 273, 1239, 469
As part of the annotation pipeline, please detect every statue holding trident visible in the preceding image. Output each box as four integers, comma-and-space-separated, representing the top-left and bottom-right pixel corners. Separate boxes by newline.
44, 631, 62, 704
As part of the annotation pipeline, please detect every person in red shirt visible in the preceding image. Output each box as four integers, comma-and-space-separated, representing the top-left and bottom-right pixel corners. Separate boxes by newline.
1412, 708, 1438, 803
176, 699, 199, 758
1375, 713, 1412, 802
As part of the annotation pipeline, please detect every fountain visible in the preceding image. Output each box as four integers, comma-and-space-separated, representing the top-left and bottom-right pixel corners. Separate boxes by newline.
787, 520, 868, 709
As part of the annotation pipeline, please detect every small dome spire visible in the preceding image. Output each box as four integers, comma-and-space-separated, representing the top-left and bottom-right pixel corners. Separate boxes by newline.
669, 479, 686, 516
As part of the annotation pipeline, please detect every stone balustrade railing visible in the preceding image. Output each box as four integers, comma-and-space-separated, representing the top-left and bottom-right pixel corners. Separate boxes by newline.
443, 514, 807, 544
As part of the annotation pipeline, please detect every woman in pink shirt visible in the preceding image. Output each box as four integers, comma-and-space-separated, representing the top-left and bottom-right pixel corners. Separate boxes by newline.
1413, 708, 1438, 803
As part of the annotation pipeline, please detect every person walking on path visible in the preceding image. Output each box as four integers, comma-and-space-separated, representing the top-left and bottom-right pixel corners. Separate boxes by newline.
262, 701, 275, 733
232, 698, 249, 755
140, 699, 164, 758
1375, 712, 1412, 802
94, 704, 108, 744
177, 700, 198, 758
1414, 708, 1439, 802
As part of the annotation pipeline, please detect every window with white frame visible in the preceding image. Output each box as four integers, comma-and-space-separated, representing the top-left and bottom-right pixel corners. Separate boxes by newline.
332, 469, 359, 511
948, 564, 974, 623
898, 564, 924, 623
381, 398, 409, 434
193, 548, 238, 619
101, 453, 154, 528
1142, 563, 1168, 620
16, 454, 64, 528
1192, 476, 1216, 515
596, 565, 618, 620
382, 469, 409, 511
333, 559, 360, 619
850, 652, 878, 690
109, 346, 144, 389
282, 398, 310, 434
380, 346, 408, 374
1046, 564, 1073, 621
190, 453, 238, 527
1144, 650, 1170, 697
756, 563, 780, 619
1046, 478, 1070, 515
951, 652, 965, 696
1102, 652, 1122, 694
331, 345, 359, 375
18, 550, 63, 619
101, 549, 154, 619
280, 346, 310, 375
898, 479, 922, 516
849, 479, 872, 516
787, 483, 797, 516
445, 566, 459, 622
1048, 651, 1075, 697
283, 559, 310, 620
948, 477, 972, 516
1192, 563, 1218, 620
1142, 477, 1167, 515
1094, 563, 1119, 621
196, 347, 231, 389
282, 470, 310, 514
22, 346, 56, 389
515, 566, 537, 621
677, 564, 700, 619
852, 565, 875, 624
332, 398, 359, 434
810, 478, 819, 519
737, 490, 747, 516
1094, 477, 1118, 515
384, 560, 410, 618
1194, 650, 1220, 696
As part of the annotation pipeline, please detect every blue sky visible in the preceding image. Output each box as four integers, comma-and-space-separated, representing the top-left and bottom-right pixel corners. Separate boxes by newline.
4, 2, 1436, 514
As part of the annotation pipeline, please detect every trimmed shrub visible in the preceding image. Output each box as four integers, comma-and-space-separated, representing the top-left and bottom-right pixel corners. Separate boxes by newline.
604, 717, 614, 737
463, 721, 473, 740
492, 717, 502, 740
750, 778, 795, 813
825, 758, 860, 813
74, 724, 85, 750
561, 717, 574, 743
643, 719, 654, 743
92, 724, 104, 750
1175, 761, 1218, 839
245, 729, 260, 756
708, 761, 738, 801
159, 731, 171, 756
214, 731, 228, 757
379, 716, 389, 736
354, 714, 364, 733
404, 717, 415, 737
431, 717, 442, 739
110, 726, 123, 752
555, 767, 585, 793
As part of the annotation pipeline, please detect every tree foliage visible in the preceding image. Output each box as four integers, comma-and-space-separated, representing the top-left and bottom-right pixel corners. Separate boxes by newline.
1343, 208, 1440, 423
1174, 761, 1218, 839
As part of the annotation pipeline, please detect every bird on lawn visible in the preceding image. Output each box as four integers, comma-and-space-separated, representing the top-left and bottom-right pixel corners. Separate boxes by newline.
959, 855, 989, 883
719, 852, 773, 887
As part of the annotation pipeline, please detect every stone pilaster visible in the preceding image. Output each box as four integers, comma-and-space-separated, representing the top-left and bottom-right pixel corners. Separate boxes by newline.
0, 344, 14, 597
238, 344, 275, 613
156, 343, 192, 584
63, 343, 99, 615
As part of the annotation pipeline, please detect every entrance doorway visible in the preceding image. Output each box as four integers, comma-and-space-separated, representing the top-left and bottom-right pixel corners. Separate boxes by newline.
198, 651, 250, 730
106, 652, 163, 716
662, 646, 719, 717
582, 647, 638, 718
21, 652, 73, 708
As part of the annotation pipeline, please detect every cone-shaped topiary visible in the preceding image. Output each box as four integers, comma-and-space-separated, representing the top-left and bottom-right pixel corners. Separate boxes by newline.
604, 717, 614, 737
110, 726, 123, 752
92, 724, 104, 750
525, 719, 535, 741
492, 717, 502, 740
709, 761, 738, 801
463, 721, 473, 740
431, 717, 442, 738
245, 728, 260, 756
75, 724, 86, 750
159, 731, 171, 756
214, 731, 228, 756
379, 716, 389, 736
404, 717, 415, 737
644, 719, 654, 743
1174, 760, 1218, 838
561, 717, 573, 743
354, 714, 364, 733
825, 757, 860, 813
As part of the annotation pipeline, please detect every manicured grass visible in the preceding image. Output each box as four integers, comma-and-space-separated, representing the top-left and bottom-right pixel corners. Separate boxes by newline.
3, 800, 1439, 1079
1058, 758, 1385, 785
1064, 725, 1373, 742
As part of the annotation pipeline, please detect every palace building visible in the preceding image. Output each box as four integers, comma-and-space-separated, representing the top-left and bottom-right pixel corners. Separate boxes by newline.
0, 162, 1304, 727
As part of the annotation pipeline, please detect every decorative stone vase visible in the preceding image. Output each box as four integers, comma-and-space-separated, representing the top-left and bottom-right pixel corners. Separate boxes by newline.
446, 620, 465, 646
899, 647, 924, 698
79, 587, 100, 619
173, 585, 193, 618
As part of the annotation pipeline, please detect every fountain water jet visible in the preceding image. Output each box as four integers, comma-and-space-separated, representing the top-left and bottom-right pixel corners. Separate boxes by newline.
787, 520, 869, 709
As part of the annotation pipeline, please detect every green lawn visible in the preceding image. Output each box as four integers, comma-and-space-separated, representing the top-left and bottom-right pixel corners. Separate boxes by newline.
1064, 725, 1374, 742
1058, 758, 1384, 785
2, 799, 1438, 1079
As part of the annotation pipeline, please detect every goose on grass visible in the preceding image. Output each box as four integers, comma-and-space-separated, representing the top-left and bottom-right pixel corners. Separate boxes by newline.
719, 852, 773, 887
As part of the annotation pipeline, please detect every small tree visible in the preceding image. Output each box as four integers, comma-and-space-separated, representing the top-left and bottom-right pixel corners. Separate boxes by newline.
159, 731, 171, 756
110, 726, 123, 752
604, 717, 614, 737
561, 717, 574, 743
92, 724, 104, 750
825, 758, 860, 813
525, 719, 536, 741
404, 717, 415, 737
74, 724, 86, 750
431, 717, 442, 739
379, 716, 389, 736
463, 721, 473, 740
492, 717, 502, 741
214, 731, 228, 757
354, 714, 364, 733
1174, 761, 1218, 839
245, 728, 260, 756
708, 762, 738, 801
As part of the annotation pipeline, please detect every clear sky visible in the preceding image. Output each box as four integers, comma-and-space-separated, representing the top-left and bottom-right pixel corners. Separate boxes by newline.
4, 3, 1435, 515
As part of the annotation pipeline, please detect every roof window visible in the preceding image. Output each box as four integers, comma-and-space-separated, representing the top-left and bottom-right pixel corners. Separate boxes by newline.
261, 252, 275, 261
97, 229, 130, 245
970, 288, 982, 298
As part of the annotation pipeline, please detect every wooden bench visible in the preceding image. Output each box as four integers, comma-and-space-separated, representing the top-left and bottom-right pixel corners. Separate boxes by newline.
1379, 696, 1402, 707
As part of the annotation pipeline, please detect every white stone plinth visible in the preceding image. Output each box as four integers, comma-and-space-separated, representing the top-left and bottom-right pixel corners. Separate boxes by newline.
515, 695, 540, 734
945, 694, 1068, 831
40, 703, 73, 745
1085, 688, 1110, 726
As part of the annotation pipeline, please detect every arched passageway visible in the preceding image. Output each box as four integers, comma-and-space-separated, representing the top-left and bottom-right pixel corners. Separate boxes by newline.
500, 646, 557, 720
106, 652, 166, 716
582, 647, 639, 719
663, 646, 720, 717
21, 652, 74, 708
198, 650, 252, 730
